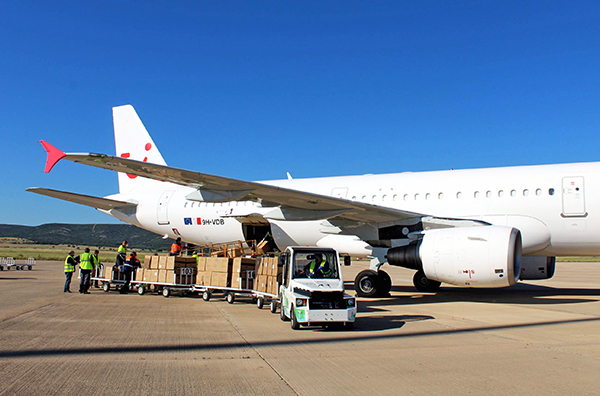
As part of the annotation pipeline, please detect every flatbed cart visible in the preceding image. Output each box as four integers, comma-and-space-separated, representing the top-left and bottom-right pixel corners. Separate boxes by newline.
191, 284, 280, 312
91, 264, 132, 292
0, 257, 35, 271
134, 281, 195, 298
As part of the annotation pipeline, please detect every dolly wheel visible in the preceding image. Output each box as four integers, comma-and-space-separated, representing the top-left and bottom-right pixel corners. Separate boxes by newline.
202, 291, 211, 301
256, 297, 264, 309
226, 292, 235, 304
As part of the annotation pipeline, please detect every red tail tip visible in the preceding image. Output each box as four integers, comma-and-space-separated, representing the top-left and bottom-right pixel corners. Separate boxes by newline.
40, 140, 66, 173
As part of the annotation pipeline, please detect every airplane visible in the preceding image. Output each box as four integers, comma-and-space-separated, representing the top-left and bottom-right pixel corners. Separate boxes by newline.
28, 105, 600, 297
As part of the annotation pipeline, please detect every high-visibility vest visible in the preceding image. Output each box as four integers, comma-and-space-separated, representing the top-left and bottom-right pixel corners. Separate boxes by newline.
64, 256, 75, 273
118, 244, 127, 255
91, 255, 99, 268
170, 243, 182, 255
80, 252, 93, 270
307, 259, 331, 278
193, 254, 199, 264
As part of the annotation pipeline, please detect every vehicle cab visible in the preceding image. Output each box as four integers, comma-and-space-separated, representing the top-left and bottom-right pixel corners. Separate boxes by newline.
278, 247, 356, 330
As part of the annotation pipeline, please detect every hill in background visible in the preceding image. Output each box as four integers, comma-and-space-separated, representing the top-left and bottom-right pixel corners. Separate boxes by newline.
0, 224, 172, 251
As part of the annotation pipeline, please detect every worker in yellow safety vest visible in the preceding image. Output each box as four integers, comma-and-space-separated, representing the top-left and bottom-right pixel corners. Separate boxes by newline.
116, 240, 128, 266
91, 249, 101, 288
64, 250, 79, 293
79, 247, 94, 294
303, 253, 333, 279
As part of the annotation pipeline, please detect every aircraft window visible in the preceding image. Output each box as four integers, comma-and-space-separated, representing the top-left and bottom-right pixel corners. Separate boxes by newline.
498, 190, 504, 198
414, 193, 420, 200
456, 192, 462, 199
549, 188, 555, 196
362, 195, 367, 201
438, 192, 444, 199
184, 202, 188, 208
351, 196, 357, 201
510, 190, 516, 197
191, 202, 195, 208
486, 191, 491, 198
474, 191, 480, 198
523, 189, 529, 196
536, 189, 542, 196
393, 194, 398, 201
425, 193, 431, 200
372, 195, 377, 202
212, 203, 216, 207
382, 195, 387, 202
403, 194, 408, 201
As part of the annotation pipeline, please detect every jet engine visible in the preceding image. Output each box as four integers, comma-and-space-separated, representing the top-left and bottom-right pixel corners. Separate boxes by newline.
519, 256, 555, 280
387, 226, 522, 289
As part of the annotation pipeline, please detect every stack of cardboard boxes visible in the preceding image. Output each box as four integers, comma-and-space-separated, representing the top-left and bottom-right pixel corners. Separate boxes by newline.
254, 257, 281, 295
197, 257, 232, 287
138, 255, 198, 285
230, 257, 257, 290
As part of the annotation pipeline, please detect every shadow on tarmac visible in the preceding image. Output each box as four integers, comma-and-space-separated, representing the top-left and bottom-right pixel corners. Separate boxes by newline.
2, 316, 599, 359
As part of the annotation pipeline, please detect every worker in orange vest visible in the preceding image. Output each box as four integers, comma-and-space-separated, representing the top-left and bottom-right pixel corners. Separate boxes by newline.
169, 237, 183, 256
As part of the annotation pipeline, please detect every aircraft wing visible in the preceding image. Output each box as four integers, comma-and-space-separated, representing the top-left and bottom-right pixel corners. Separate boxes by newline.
40, 141, 424, 224
27, 187, 137, 211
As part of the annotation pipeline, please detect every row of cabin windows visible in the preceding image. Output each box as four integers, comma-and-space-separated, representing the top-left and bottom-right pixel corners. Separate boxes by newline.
183, 188, 557, 208
351, 188, 555, 203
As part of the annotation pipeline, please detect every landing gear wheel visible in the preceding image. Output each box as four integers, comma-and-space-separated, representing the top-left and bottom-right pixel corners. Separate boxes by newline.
270, 299, 277, 313
354, 270, 382, 298
138, 285, 145, 295
256, 297, 264, 309
413, 271, 441, 292
202, 291, 211, 301
28, 266, 32, 270
226, 292, 235, 304
162, 288, 171, 298
378, 270, 392, 297
291, 306, 300, 330
103, 283, 110, 292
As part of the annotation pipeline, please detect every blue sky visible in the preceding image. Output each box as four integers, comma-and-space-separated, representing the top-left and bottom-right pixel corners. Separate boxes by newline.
2, 1, 600, 226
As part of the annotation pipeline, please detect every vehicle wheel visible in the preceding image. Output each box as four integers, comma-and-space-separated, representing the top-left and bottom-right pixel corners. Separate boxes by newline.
270, 299, 277, 313
202, 291, 211, 301
256, 297, 264, 309
280, 295, 290, 321
28, 266, 32, 270
291, 306, 300, 330
103, 283, 110, 292
138, 285, 145, 295
413, 271, 441, 292
354, 270, 382, 298
226, 292, 235, 304
162, 288, 170, 298
378, 270, 392, 297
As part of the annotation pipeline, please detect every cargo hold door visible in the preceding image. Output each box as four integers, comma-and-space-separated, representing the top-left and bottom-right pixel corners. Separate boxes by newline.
562, 177, 587, 217
157, 190, 175, 225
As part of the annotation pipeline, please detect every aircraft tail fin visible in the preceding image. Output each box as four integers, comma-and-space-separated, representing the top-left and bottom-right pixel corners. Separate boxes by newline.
113, 105, 167, 193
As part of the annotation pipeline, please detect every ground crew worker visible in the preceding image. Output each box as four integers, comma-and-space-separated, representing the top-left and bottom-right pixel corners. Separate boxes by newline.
116, 240, 128, 266
79, 248, 94, 294
169, 237, 183, 256
91, 249, 100, 288
303, 253, 332, 279
120, 252, 141, 294
64, 250, 79, 293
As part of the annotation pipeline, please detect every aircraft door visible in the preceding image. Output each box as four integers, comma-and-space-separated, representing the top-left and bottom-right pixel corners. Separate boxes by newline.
331, 187, 348, 199
561, 177, 587, 217
157, 190, 175, 225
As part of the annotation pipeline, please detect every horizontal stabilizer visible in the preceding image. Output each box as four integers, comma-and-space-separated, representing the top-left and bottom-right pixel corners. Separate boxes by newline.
26, 188, 137, 211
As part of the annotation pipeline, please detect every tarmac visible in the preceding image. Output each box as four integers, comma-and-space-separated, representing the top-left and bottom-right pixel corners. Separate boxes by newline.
1, 260, 600, 395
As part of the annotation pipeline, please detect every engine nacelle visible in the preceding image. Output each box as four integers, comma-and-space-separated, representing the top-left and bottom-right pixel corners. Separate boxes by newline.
519, 256, 556, 280
387, 226, 522, 288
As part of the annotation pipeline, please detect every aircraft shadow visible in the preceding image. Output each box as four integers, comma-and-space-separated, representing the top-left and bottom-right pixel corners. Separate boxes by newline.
345, 281, 600, 308
2, 316, 599, 360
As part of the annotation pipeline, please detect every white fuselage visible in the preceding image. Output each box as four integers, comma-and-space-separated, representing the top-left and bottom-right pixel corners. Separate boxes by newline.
105, 161, 600, 257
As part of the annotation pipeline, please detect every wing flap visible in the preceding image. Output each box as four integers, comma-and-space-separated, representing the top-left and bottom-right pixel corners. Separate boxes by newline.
27, 187, 137, 211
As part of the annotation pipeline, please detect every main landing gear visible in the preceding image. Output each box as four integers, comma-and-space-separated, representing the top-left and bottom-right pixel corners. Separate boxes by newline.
354, 269, 442, 297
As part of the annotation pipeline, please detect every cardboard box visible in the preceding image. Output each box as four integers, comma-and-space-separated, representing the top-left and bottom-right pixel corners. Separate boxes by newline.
256, 240, 271, 255
166, 256, 176, 270
231, 258, 256, 290
103, 264, 114, 279
148, 256, 158, 269
206, 257, 231, 273
136, 268, 144, 281
196, 271, 209, 286
144, 256, 152, 269
197, 257, 206, 272
211, 272, 229, 287
143, 270, 158, 283
157, 256, 166, 270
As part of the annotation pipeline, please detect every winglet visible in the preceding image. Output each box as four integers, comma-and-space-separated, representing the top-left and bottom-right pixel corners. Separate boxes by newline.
40, 140, 66, 173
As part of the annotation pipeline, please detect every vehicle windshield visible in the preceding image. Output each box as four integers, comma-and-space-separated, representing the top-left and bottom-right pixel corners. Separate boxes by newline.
293, 251, 339, 279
